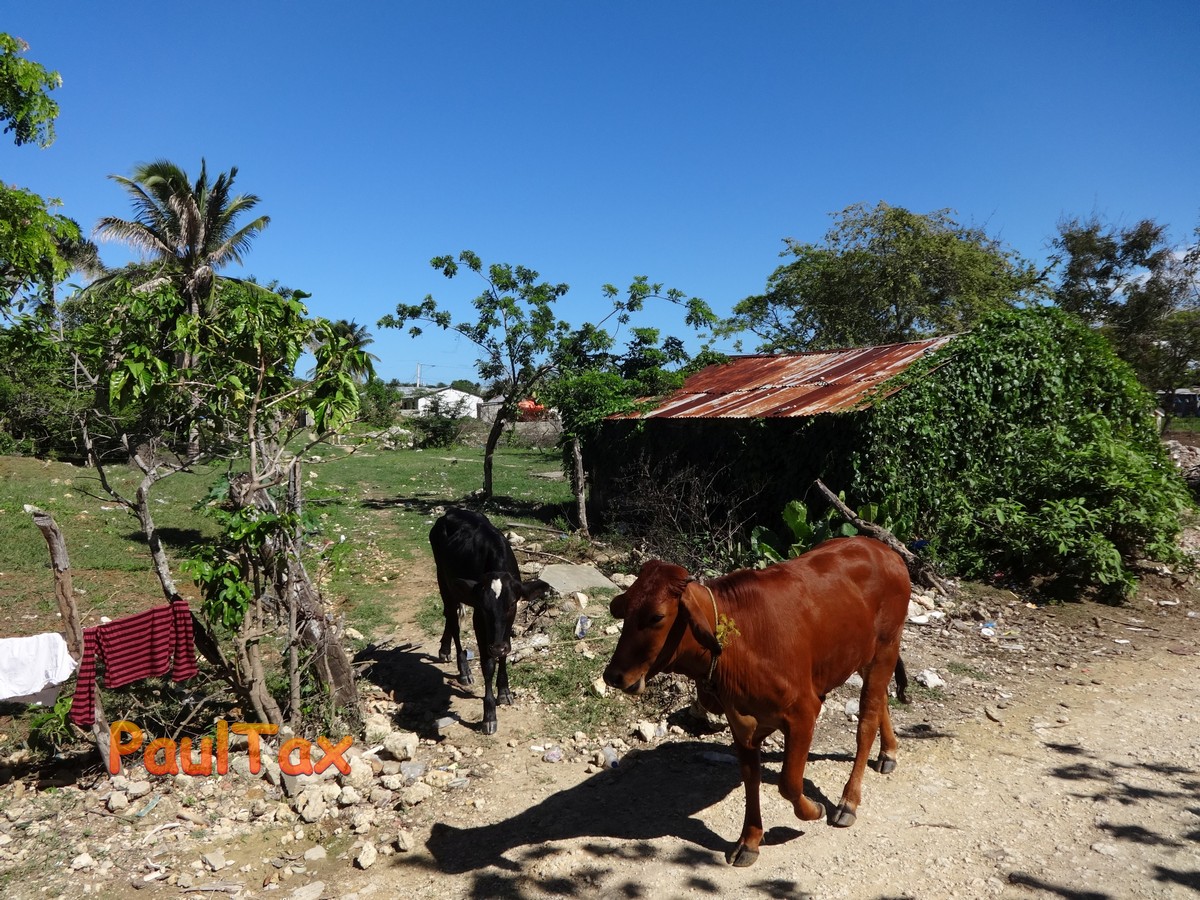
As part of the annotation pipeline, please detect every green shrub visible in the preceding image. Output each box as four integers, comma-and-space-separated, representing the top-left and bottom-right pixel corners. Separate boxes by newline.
750, 495, 910, 565
413, 395, 470, 448
26, 694, 75, 753
854, 307, 1192, 598
359, 377, 402, 427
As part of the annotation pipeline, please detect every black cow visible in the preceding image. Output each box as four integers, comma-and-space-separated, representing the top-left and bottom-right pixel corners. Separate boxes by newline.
429, 507, 551, 734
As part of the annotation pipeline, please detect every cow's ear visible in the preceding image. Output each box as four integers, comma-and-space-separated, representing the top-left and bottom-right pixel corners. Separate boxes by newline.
680, 582, 722, 657
520, 579, 551, 604
610, 592, 628, 619
455, 577, 479, 594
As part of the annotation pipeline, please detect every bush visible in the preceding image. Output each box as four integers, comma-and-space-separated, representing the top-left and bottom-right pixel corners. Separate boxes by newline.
607, 454, 758, 575
359, 377, 402, 427
413, 395, 470, 448
853, 307, 1192, 598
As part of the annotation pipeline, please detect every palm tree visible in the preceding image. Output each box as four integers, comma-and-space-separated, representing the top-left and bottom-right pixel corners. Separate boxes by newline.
95, 158, 269, 324
310, 318, 379, 383
94, 159, 269, 455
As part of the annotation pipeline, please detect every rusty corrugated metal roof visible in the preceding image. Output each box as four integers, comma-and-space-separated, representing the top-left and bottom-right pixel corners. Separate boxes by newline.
623, 335, 956, 419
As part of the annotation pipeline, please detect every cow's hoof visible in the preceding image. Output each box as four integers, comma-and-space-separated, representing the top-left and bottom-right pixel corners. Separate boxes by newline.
879, 755, 897, 775
481, 719, 498, 736
497, 689, 514, 705
726, 843, 759, 867
831, 805, 857, 828
798, 798, 826, 822
457, 672, 474, 686
438, 651, 452, 663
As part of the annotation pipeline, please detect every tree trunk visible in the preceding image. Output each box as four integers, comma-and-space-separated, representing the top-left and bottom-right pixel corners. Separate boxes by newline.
283, 463, 358, 711
288, 574, 301, 729
129, 476, 248, 704
480, 410, 509, 500
27, 506, 114, 774
570, 437, 590, 539
236, 635, 283, 725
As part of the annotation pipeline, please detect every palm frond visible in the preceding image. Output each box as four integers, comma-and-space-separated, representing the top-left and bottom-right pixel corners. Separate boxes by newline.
94, 217, 173, 258
209, 216, 270, 268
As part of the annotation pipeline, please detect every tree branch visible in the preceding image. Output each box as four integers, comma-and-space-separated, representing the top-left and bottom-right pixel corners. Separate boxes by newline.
813, 479, 952, 596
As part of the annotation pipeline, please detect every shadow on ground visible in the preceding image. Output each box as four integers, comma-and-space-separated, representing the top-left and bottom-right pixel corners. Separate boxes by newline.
359, 493, 569, 528
380, 740, 845, 898
354, 640, 480, 737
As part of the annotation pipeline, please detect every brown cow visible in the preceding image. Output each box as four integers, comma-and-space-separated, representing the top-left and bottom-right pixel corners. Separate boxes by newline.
602, 536, 911, 867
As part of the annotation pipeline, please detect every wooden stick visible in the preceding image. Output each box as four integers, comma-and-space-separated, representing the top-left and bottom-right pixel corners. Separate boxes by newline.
504, 521, 569, 535
513, 548, 576, 565
27, 506, 83, 657
813, 480, 953, 597
26, 506, 115, 775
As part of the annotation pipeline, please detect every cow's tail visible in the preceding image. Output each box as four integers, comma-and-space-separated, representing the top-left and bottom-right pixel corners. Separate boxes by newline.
894, 655, 910, 705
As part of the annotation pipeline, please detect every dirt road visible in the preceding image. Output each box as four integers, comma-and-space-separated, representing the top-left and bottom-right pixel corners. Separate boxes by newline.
4, 579, 1197, 899
329, 599, 1200, 900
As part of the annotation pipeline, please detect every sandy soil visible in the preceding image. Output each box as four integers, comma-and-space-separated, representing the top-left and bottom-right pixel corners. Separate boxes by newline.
3, 561, 1198, 900
324, 581, 1200, 900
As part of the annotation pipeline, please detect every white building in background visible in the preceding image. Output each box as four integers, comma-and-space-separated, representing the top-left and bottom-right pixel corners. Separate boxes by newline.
416, 388, 483, 418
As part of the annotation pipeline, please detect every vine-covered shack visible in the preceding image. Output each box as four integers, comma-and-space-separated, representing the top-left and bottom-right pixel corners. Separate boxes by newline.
591, 308, 1190, 594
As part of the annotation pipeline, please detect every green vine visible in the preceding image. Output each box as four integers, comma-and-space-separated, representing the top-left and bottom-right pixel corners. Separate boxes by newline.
852, 307, 1191, 598
182, 506, 298, 629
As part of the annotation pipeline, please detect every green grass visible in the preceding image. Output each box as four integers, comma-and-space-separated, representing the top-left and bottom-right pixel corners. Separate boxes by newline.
909, 684, 947, 702
0, 455, 220, 571
300, 440, 574, 631
512, 593, 627, 732
0, 440, 575, 634
414, 592, 444, 636
1165, 416, 1200, 434
0, 437, 613, 742
0, 455, 224, 630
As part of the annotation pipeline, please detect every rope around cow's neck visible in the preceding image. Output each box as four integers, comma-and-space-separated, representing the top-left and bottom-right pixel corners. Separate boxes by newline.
703, 582, 719, 683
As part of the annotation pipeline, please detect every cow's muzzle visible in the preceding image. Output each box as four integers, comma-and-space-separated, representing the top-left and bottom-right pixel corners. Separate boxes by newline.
603, 668, 645, 695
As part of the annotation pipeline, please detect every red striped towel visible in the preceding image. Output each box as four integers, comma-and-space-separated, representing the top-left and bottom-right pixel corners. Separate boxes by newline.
68, 601, 199, 727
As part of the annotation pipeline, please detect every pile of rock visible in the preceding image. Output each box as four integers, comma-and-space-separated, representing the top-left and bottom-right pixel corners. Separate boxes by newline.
1165, 439, 1200, 493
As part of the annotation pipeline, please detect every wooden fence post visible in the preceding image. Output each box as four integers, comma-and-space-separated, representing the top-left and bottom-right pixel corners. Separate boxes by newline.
27, 505, 115, 775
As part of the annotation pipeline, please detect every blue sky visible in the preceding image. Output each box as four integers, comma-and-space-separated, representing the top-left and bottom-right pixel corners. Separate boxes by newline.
6, 2, 1199, 385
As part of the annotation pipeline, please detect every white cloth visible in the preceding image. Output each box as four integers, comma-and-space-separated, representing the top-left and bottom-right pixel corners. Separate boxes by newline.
0, 632, 77, 703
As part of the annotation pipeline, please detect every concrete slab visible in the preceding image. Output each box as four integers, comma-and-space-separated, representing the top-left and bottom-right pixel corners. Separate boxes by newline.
538, 563, 620, 595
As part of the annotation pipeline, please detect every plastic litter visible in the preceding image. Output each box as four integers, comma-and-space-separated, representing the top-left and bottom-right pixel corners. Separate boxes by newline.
574, 615, 591, 639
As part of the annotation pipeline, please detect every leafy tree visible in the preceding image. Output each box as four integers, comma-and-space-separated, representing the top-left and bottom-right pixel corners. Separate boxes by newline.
381, 250, 715, 501
380, 252, 569, 500
413, 393, 471, 448
722, 202, 1044, 352
0, 312, 87, 456
69, 272, 367, 728
93, 158, 271, 455
450, 377, 481, 395
309, 318, 378, 384
359, 376, 403, 427
0, 33, 61, 147
1050, 216, 1200, 397
0, 185, 84, 311
0, 35, 97, 315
